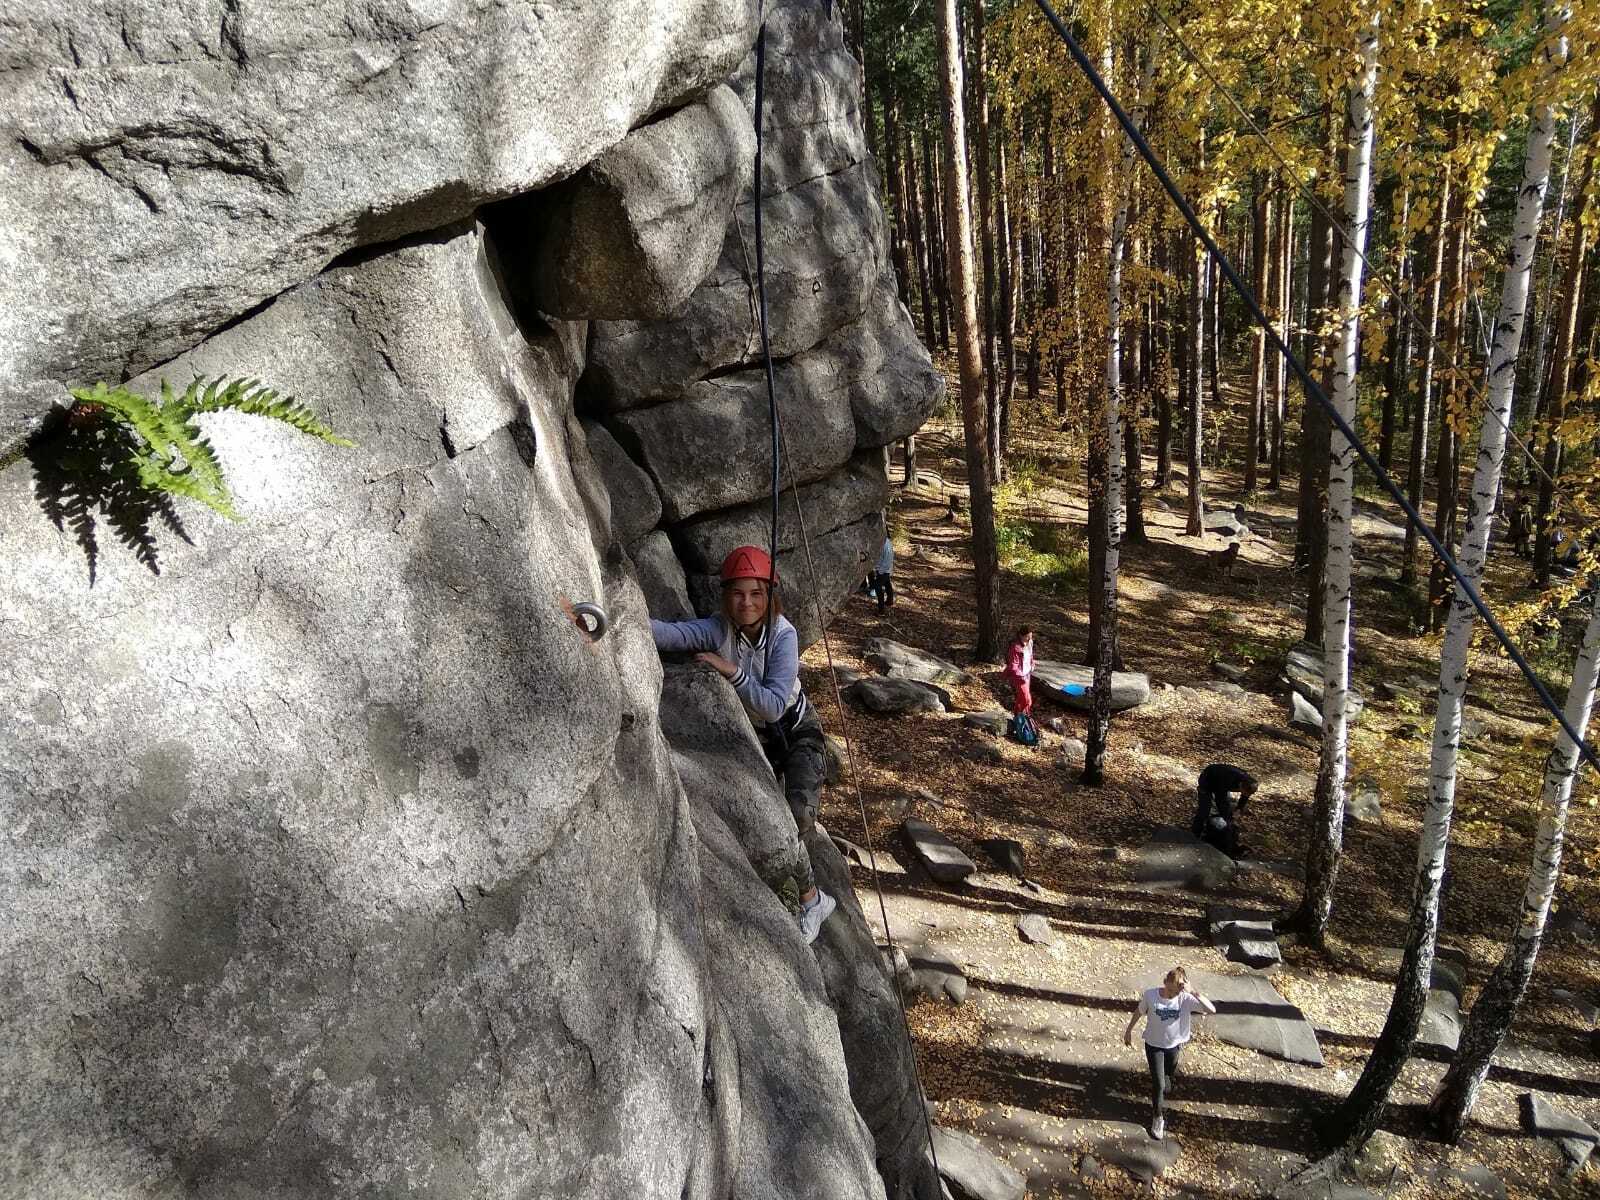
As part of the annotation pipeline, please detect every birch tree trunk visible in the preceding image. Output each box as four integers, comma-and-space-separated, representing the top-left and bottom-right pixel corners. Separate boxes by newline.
1429, 594, 1600, 1141
934, 0, 1002, 661
1320, 3, 1569, 1155
1287, 13, 1378, 946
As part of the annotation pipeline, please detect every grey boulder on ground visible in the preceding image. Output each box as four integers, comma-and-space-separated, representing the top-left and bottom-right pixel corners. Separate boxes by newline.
1033, 660, 1151, 712
1017, 914, 1055, 946
911, 949, 969, 1005
930, 1126, 1026, 1200
1283, 642, 1365, 720
1550, 987, 1600, 1027
1289, 690, 1323, 733
901, 819, 975, 884
1203, 504, 1250, 539
1132, 826, 1237, 892
532, 85, 754, 319
1521, 1092, 1599, 1172
1206, 904, 1281, 970
849, 675, 948, 715
1347, 777, 1383, 823
964, 709, 1010, 736
864, 637, 970, 685
1212, 660, 1248, 683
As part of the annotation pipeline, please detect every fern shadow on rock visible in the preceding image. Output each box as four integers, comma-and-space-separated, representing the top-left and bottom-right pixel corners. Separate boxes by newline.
19, 408, 194, 584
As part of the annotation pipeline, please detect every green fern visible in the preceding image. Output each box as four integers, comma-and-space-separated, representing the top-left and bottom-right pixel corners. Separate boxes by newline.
16, 376, 352, 583
66, 377, 353, 520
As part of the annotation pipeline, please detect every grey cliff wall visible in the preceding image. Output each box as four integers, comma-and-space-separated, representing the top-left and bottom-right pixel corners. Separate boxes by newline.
0, 2, 942, 1198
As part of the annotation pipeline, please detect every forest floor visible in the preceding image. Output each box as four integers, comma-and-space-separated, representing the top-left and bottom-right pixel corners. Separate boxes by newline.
802, 371, 1600, 1199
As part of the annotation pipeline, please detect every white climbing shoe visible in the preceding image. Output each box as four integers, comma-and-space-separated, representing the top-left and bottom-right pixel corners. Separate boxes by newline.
799, 890, 837, 944
1149, 1115, 1164, 1141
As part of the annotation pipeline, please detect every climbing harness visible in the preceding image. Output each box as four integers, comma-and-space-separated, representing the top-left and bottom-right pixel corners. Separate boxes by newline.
1031, 0, 1600, 775
750, 15, 947, 1186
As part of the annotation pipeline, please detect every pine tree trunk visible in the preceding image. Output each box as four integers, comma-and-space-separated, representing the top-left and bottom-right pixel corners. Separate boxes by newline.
882, 91, 914, 309
1379, 187, 1410, 472
997, 119, 1020, 473
1321, 6, 1567, 1156
904, 122, 938, 350
903, 435, 917, 488
1297, 186, 1334, 573
1402, 170, 1453, 587
1272, 197, 1295, 488
1535, 100, 1597, 583
1125, 227, 1149, 545
935, 0, 1001, 661
1206, 213, 1224, 453
1287, 17, 1378, 946
971, 0, 999, 482
1157, 231, 1175, 488
922, 127, 953, 351
1185, 139, 1207, 538
1248, 181, 1269, 493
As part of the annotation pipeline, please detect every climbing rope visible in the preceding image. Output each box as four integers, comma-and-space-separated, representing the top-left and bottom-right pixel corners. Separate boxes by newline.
750, 15, 947, 1187
1031, 0, 1600, 775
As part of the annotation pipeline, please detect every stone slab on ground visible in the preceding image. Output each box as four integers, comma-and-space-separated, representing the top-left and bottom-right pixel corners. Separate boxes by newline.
1289, 689, 1322, 733
1521, 1091, 1599, 1171
911, 948, 968, 1005
1132, 825, 1237, 891
964, 709, 1010, 737
1213, 660, 1248, 683
1283, 641, 1365, 720
1033, 660, 1152, 712
967, 1108, 1180, 1188
901, 818, 976, 884
1348, 777, 1383, 823
1551, 988, 1600, 1027
1374, 946, 1466, 1052
1206, 904, 1282, 970
930, 1126, 1026, 1200
977, 838, 1032, 881
830, 834, 906, 876
1130, 969, 1323, 1066
847, 675, 947, 714
1017, 914, 1055, 946
864, 637, 971, 684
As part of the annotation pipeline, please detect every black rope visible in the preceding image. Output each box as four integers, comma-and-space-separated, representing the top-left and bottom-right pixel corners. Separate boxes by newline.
753, 24, 782, 597
1030, 0, 1600, 774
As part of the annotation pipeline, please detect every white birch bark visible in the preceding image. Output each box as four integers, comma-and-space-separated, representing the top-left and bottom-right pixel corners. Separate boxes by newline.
1416, 1, 1568, 979
1297, 11, 1379, 939
1431, 594, 1600, 1137
1330, 0, 1570, 1146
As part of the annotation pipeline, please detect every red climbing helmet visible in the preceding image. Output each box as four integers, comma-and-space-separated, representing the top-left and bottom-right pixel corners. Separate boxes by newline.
720, 545, 776, 585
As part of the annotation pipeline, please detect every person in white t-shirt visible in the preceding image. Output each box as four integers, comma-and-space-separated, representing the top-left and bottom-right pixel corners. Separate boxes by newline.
1122, 966, 1216, 1140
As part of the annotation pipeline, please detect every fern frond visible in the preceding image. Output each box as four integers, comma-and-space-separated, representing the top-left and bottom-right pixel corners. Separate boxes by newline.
181, 376, 355, 447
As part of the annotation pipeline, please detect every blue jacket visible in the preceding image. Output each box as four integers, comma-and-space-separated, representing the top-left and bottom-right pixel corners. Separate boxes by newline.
651, 613, 806, 728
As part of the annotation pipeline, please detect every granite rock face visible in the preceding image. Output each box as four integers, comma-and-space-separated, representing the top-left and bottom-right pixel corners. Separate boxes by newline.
0, 1, 937, 1196
0, 0, 762, 443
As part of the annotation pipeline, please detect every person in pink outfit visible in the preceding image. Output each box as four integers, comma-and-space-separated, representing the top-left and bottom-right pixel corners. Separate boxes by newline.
1004, 626, 1035, 715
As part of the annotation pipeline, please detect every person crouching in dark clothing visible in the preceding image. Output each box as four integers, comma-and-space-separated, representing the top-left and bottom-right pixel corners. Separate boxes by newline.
1192, 763, 1257, 858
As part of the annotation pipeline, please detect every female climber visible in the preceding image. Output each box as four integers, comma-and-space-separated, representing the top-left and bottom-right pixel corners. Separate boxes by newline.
650, 544, 837, 944
1123, 966, 1216, 1140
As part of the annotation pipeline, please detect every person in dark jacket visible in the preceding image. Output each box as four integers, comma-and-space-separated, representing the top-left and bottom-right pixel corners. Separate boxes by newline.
651, 544, 837, 944
1192, 763, 1257, 858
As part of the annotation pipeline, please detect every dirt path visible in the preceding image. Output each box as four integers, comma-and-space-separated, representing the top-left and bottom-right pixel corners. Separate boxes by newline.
802, 393, 1600, 1197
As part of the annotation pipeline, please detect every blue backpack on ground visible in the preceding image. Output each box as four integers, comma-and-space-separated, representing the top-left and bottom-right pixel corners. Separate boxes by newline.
1006, 711, 1040, 747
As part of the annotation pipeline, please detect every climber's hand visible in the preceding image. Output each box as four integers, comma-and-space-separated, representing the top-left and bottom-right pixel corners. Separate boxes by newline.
696, 652, 738, 680
1123, 1029, 1133, 1048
